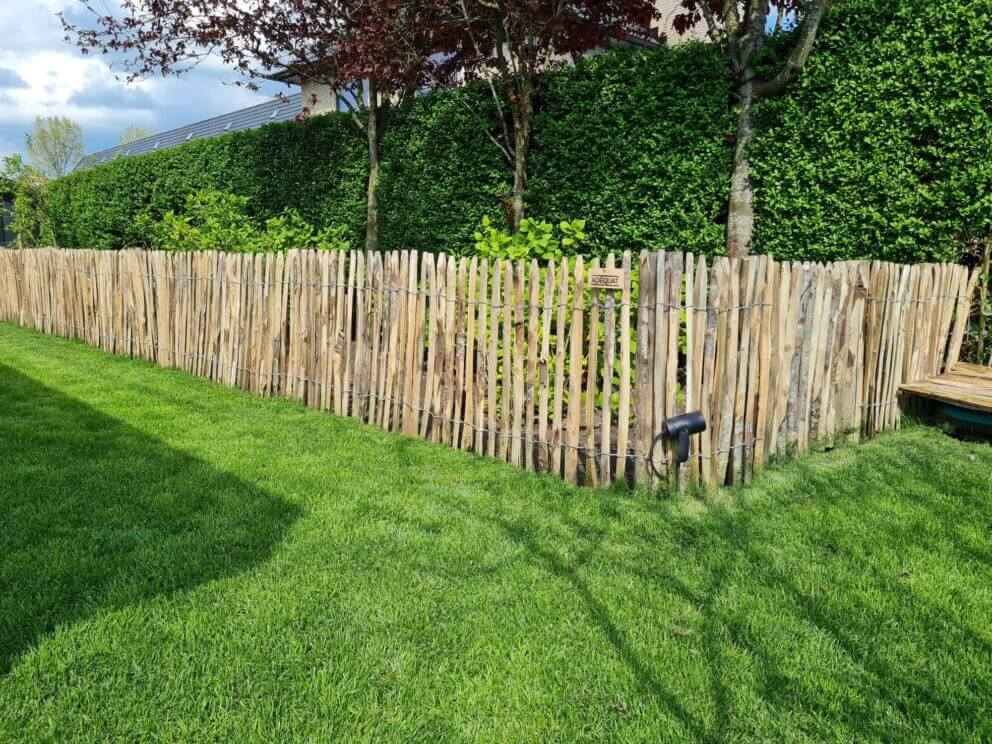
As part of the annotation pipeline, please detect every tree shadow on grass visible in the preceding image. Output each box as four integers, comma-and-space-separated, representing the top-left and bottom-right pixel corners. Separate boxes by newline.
0, 364, 300, 674
388, 431, 991, 739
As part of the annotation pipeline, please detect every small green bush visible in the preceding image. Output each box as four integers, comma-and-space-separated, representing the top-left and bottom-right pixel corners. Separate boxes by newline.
472, 216, 587, 261
138, 189, 350, 253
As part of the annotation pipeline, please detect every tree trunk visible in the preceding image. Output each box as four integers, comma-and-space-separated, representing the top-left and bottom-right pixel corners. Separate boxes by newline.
364, 85, 382, 251
365, 131, 380, 251
508, 84, 533, 232
727, 80, 755, 258
979, 234, 990, 362
510, 126, 528, 232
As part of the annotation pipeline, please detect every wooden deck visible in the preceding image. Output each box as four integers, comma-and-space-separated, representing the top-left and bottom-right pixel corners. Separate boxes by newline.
900, 363, 992, 413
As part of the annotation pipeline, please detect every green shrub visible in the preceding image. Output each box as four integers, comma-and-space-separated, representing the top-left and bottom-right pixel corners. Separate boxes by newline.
472, 216, 587, 261
138, 189, 350, 253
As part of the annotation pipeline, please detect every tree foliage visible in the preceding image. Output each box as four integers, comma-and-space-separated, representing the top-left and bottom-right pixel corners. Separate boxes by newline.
1, 155, 57, 247
25, 116, 85, 179
44, 0, 992, 264
119, 126, 153, 145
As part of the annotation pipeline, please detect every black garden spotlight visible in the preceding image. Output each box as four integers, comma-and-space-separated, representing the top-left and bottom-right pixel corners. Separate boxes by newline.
656, 412, 707, 466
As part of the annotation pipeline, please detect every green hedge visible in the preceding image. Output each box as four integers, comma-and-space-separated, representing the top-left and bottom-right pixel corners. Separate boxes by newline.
47, 115, 369, 250
49, 42, 730, 256
47, 0, 992, 263
751, 0, 992, 263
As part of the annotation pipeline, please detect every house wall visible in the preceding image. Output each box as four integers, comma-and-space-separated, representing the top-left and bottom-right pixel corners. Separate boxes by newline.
301, 80, 337, 116
0, 197, 15, 248
653, 0, 710, 43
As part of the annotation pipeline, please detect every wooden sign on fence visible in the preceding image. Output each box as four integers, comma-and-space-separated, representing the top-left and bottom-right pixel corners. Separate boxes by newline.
587, 267, 624, 291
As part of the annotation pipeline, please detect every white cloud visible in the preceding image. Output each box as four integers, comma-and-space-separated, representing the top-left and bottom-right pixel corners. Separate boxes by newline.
0, 0, 74, 54
0, 50, 153, 128
0, 1, 284, 156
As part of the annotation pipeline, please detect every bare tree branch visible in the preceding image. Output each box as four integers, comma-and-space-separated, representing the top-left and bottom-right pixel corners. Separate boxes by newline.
754, 0, 832, 98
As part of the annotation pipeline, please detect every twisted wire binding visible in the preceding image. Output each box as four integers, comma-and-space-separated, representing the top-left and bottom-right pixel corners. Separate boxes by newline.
6, 310, 779, 466
14, 261, 775, 314
866, 293, 970, 305
861, 399, 900, 410
9, 312, 654, 463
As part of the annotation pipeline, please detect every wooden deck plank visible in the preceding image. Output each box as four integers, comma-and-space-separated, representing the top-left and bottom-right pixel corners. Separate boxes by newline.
932, 372, 992, 389
917, 378, 992, 398
900, 362, 992, 413
950, 363, 992, 382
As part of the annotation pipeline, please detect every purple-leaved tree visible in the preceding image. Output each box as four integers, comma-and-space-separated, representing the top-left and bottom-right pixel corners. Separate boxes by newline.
64, 0, 463, 249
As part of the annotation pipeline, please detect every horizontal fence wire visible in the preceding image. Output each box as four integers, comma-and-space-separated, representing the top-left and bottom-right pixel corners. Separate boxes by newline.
0, 248, 977, 490
13, 260, 772, 314
7, 311, 664, 463
16, 313, 769, 469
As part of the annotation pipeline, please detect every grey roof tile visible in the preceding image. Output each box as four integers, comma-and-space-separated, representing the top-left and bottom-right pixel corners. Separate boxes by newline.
77, 93, 304, 170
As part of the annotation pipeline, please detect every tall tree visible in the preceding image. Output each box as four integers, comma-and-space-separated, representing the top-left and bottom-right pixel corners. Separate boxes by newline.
310, 1, 463, 249
119, 125, 153, 144
64, 0, 458, 250
25, 116, 85, 179
673, 0, 834, 256
0, 155, 57, 247
449, 0, 657, 230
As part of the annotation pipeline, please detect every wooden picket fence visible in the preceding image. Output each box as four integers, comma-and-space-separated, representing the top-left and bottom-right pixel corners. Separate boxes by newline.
0, 248, 977, 489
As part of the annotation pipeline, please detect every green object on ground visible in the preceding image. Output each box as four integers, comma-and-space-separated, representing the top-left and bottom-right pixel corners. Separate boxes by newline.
1, 322, 990, 742
936, 402, 992, 437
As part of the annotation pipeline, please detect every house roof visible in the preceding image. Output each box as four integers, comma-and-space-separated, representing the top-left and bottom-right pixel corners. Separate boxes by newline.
76, 93, 304, 170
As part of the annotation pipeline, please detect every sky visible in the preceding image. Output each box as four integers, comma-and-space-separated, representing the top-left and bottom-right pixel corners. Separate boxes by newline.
0, 1, 285, 161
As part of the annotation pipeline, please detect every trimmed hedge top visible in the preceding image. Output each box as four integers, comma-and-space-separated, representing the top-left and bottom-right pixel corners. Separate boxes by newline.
47, 0, 991, 263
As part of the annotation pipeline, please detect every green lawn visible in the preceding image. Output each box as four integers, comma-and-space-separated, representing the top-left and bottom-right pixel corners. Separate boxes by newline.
1, 322, 991, 742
